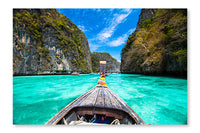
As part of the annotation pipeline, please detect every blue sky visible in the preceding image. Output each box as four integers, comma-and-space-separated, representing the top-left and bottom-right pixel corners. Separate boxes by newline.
57, 8, 141, 62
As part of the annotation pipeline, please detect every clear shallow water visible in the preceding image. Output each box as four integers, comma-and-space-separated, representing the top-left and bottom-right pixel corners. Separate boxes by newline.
13, 74, 187, 125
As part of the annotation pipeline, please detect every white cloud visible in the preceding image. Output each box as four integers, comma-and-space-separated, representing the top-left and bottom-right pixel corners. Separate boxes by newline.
115, 14, 128, 23
122, 8, 132, 13
128, 28, 136, 34
78, 25, 87, 32
89, 43, 101, 52
108, 35, 127, 47
115, 9, 132, 23
108, 28, 136, 47
97, 26, 115, 41
97, 9, 133, 41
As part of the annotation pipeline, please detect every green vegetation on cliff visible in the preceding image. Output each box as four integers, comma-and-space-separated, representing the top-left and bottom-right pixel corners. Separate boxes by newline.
91, 52, 120, 73
13, 9, 92, 75
121, 9, 187, 77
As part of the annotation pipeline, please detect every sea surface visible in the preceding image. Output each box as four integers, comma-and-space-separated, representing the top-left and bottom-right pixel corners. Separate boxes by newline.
13, 74, 187, 125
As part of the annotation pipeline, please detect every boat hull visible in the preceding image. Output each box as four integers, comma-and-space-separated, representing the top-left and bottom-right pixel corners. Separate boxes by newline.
46, 85, 145, 125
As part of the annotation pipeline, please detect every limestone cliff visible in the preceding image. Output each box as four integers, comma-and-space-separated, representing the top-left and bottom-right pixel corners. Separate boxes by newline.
13, 9, 92, 75
121, 9, 187, 77
91, 52, 120, 73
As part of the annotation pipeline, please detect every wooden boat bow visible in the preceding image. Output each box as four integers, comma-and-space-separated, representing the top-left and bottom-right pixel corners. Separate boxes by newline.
46, 85, 145, 125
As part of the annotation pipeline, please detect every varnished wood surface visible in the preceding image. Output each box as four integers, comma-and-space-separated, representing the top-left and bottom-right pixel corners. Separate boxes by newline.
46, 85, 144, 125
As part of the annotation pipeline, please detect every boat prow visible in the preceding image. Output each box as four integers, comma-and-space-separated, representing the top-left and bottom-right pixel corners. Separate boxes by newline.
46, 85, 145, 125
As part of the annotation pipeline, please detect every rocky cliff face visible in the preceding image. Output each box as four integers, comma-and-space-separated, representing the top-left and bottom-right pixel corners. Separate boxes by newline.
136, 9, 157, 31
13, 9, 92, 75
121, 9, 187, 77
91, 52, 120, 73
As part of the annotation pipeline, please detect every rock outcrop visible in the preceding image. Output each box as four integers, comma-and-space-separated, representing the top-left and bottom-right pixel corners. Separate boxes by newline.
121, 9, 187, 77
13, 9, 92, 75
91, 52, 120, 73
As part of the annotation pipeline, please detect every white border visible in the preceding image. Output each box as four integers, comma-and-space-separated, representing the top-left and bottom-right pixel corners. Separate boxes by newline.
1, 0, 199, 132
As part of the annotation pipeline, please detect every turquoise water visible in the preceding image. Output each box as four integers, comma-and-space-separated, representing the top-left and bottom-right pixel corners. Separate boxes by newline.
13, 74, 187, 125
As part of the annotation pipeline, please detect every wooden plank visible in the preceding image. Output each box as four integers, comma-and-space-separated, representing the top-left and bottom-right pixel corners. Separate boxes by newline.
103, 87, 114, 108
107, 88, 133, 113
105, 110, 123, 119
105, 87, 122, 110
106, 88, 145, 124
62, 118, 67, 125
78, 87, 100, 107
77, 110, 93, 116
107, 89, 127, 110
71, 87, 97, 107
95, 87, 105, 108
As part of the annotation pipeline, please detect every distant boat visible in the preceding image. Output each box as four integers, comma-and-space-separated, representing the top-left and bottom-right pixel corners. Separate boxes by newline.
72, 72, 80, 75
